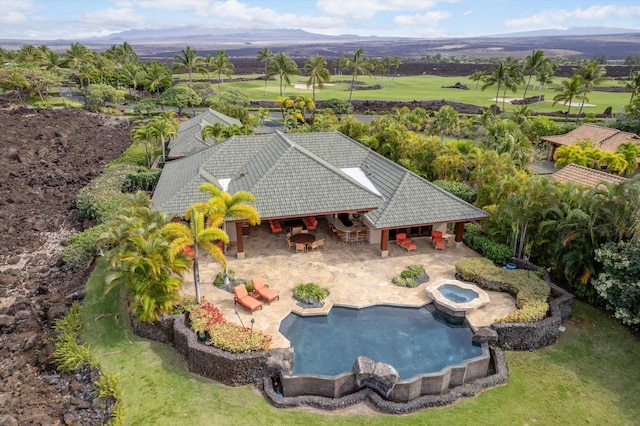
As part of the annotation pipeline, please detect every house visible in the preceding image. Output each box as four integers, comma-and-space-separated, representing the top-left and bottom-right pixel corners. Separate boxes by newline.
167, 108, 242, 159
551, 163, 626, 188
542, 123, 640, 163
152, 130, 489, 258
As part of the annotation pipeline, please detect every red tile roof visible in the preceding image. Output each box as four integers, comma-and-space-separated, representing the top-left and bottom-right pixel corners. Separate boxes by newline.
551, 163, 626, 187
542, 124, 640, 153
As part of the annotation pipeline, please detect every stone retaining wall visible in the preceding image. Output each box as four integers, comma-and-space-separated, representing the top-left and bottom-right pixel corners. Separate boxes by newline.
263, 347, 508, 414
490, 260, 574, 351
129, 314, 269, 386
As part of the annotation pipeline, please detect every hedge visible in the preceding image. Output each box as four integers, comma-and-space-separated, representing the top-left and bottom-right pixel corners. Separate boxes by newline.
463, 222, 512, 265
455, 258, 550, 322
76, 163, 138, 222
61, 223, 109, 270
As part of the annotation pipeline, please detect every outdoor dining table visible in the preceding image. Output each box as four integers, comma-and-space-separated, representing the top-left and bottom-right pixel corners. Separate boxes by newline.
289, 233, 316, 245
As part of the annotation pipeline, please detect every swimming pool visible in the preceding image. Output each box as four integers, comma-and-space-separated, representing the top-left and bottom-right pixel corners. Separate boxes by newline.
279, 304, 483, 380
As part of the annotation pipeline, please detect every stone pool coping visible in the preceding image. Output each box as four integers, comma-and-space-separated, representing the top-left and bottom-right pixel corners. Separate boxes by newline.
425, 279, 491, 318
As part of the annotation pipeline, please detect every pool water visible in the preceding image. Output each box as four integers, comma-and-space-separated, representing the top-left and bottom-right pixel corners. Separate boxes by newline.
439, 284, 479, 304
279, 305, 482, 380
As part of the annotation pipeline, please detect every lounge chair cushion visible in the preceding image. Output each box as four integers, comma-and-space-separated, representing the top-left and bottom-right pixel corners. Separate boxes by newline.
252, 276, 280, 303
233, 285, 262, 312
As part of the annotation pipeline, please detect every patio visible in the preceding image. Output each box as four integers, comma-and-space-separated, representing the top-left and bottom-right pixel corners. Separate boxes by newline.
183, 220, 517, 349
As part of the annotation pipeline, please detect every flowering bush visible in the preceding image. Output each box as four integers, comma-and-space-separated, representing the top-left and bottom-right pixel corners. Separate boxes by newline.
456, 257, 550, 323
187, 299, 271, 352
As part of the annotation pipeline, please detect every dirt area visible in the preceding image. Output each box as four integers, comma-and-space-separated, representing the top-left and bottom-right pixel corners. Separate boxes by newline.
0, 98, 132, 424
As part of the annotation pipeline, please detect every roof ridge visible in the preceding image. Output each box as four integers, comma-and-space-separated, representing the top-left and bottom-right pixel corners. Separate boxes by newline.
274, 131, 382, 198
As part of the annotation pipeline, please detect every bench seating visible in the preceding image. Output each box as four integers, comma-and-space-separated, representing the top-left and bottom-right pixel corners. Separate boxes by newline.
432, 231, 446, 250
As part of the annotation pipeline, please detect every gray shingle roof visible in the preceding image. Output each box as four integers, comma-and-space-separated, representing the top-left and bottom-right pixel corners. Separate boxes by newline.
167, 108, 242, 158
152, 122, 489, 228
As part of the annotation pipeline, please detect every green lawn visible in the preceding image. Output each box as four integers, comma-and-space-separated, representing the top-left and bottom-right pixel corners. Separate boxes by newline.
174, 72, 632, 115
82, 260, 640, 425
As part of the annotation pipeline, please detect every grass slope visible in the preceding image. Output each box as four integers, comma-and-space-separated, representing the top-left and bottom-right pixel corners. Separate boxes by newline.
82, 260, 640, 425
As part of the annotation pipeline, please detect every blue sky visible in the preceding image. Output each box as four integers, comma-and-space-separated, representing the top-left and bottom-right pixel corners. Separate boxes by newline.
1, 0, 639, 40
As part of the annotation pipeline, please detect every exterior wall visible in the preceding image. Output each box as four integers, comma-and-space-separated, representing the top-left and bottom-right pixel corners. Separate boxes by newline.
368, 228, 382, 244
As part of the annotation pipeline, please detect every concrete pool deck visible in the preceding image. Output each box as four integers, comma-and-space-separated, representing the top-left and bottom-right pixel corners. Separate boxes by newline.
184, 221, 517, 349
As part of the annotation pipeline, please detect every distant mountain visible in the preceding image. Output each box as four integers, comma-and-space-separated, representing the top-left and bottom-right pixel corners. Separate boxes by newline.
488, 27, 639, 38
92, 27, 364, 44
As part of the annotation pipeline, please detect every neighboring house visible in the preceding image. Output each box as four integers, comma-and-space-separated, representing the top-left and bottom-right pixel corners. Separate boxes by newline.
542, 123, 640, 164
152, 129, 489, 258
551, 163, 627, 188
167, 108, 242, 159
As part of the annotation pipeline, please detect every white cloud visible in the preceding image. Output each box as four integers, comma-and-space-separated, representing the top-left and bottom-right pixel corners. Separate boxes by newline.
0, 0, 38, 24
394, 11, 452, 26
506, 5, 640, 28
316, 0, 437, 19
463, 10, 472, 17
84, 8, 145, 26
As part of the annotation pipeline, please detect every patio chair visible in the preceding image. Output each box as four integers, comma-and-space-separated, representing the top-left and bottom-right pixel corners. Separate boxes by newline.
295, 243, 307, 253
303, 216, 318, 231
432, 231, 446, 250
358, 229, 368, 243
335, 229, 345, 242
252, 276, 279, 304
286, 237, 295, 251
291, 226, 303, 235
233, 284, 262, 314
310, 238, 325, 251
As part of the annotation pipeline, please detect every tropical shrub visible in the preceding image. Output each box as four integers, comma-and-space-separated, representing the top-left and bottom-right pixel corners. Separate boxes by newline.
433, 180, 477, 203
52, 302, 98, 372
293, 282, 330, 303
132, 98, 156, 117
591, 240, 640, 326
320, 98, 352, 118
455, 258, 550, 323
76, 163, 137, 222
107, 144, 148, 168
121, 167, 162, 192
463, 232, 512, 265
392, 264, 428, 288
61, 223, 108, 270
187, 300, 271, 352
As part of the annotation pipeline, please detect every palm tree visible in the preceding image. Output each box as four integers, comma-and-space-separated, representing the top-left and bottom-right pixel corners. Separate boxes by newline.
482, 60, 508, 110
197, 183, 260, 289
574, 60, 607, 122
333, 54, 349, 76
172, 46, 207, 88
616, 141, 640, 175
130, 123, 158, 168
1, 71, 30, 101
304, 54, 331, 102
256, 47, 273, 95
469, 70, 485, 101
142, 61, 172, 103
430, 105, 459, 143
553, 75, 586, 123
149, 113, 179, 162
121, 63, 144, 99
163, 207, 229, 304
201, 122, 225, 141
207, 50, 234, 97
100, 192, 191, 322
521, 49, 549, 100
64, 42, 94, 91
346, 48, 371, 103
390, 56, 402, 81
266, 52, 299, 97
625, 71, 640, 102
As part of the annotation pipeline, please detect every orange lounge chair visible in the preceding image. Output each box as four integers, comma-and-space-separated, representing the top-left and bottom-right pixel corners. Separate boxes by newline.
302, 216, 318, 231
396, 233, 409, 247
233, 284, 262, 313
252, 276, 280, 304
269, 220, 282, 234
432, 231, 446, 250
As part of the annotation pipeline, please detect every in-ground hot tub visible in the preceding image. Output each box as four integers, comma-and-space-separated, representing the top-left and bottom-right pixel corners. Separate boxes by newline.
425, 279, 490, 318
